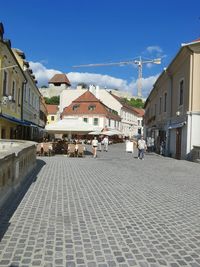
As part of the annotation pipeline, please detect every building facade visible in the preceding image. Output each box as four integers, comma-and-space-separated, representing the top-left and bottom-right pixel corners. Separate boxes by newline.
13, 48, 42, 141
61, 90, 121, 131
144, 39, 200, 159
46, 104, 59, 124
0, 23, 47, 141
0, 23, 27, 139
59, 85, 143, 137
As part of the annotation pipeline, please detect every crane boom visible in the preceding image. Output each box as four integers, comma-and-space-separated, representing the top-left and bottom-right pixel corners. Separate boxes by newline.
73, 57, 161, 98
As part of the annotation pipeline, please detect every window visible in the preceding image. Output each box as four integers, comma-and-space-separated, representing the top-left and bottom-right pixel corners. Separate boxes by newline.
28, 88, 31, 103
88, 105, 96, 111
108, 119, 111, 127
159, 97, 162, 114
73, 104, 79, 111
164, 92, 167, 112
179, 80, 184, 106
93, 118, 99, 125
3, 71, 8, 95
51, 116, 55, 121
83, 118, 88, 123
23, 83, 26, 102
18, 88, 21, 106
12, 81, 16, 101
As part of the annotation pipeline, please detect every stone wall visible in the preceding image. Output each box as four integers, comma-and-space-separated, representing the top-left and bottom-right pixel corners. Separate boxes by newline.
0, 140, 37, 209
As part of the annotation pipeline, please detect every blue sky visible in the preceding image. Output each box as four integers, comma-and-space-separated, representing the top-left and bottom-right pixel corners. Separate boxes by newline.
1, 0, 200, 97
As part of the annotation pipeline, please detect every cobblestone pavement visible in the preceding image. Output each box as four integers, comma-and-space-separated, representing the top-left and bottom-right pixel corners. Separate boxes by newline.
0, 144, 200, 267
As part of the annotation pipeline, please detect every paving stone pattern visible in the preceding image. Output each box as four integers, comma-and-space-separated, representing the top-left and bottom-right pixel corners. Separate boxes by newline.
0, 144, 200, 267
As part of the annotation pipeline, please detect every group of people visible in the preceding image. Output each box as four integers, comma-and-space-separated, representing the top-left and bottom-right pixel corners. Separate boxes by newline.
92, 136, 109, 158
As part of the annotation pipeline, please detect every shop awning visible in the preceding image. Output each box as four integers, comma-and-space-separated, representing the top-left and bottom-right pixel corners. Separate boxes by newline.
0, 114, 30, 126
168, 121, 186, 129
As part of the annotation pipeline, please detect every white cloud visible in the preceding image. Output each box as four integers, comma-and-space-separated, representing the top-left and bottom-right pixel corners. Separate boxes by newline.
30, 61, 159, 98
29, 61, 61, 86
67, 72, 129, 90
146, 45, 163, 54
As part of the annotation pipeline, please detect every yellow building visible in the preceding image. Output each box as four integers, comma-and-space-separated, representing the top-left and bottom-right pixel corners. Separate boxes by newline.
0, 23, 27, 139
46, 104, 59, 124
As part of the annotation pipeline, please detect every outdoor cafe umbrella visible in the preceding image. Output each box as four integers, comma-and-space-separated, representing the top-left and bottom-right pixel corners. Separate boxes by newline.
101, 129, 123, 136
88, 130, 102, 135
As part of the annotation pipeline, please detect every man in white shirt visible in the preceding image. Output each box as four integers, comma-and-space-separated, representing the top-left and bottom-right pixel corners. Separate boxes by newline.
137, 136, 147, 160
92, 137, 98, 158
103, 136, 109, 152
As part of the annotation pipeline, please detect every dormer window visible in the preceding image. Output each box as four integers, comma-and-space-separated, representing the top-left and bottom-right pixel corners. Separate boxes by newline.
88, 105, 96, 111
73, 104, 79, 111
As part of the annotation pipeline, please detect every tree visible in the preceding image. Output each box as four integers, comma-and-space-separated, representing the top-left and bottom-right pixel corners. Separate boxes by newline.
44, 96, 60, 105
123, 98, 144, 108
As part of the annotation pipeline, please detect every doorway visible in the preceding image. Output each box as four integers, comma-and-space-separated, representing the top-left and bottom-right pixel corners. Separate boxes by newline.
175, 128, 182, 159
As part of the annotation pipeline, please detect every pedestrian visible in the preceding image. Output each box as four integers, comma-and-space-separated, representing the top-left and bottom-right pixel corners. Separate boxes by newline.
137, 135, 147, 160
98, 137, 102, 152
103, 136, 109, 152
92, 136, 98, 158
147, 137, 152, 152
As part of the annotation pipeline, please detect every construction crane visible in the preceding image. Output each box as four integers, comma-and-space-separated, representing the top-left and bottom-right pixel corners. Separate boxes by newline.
73, 56, 161, 98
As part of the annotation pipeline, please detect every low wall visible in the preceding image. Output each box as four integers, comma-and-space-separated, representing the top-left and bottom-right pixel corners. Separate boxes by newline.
0, 140, 37, 209
191, 145, 200, 163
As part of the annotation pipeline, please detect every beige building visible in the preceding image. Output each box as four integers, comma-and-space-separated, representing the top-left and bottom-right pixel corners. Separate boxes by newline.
0, 23, 27, 139
13, 48, 41, 140
144, 38, 200, 159
46, 105, 59, 124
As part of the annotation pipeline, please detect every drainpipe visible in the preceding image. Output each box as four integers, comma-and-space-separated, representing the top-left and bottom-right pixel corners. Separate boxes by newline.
187, 46, 194, 158
166, 72, 173, 157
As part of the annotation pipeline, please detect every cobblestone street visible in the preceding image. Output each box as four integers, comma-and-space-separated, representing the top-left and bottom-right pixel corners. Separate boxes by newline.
0, 143, 200, 267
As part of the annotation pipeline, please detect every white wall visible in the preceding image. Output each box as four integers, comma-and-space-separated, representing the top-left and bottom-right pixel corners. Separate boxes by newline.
191, 113, 200, 146
59, 89, 87, 113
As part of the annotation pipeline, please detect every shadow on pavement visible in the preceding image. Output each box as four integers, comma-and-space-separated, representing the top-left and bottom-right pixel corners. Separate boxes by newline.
0, 159, 46, 242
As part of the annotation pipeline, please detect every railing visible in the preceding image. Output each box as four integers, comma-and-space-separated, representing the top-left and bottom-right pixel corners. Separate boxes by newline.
0, 140, 37, 209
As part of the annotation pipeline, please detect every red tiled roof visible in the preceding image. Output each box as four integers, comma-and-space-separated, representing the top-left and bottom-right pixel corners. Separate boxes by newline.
48, 74, 71, 86
132, 107, 145, 117
46, 105, 58, 114
110, 93, 144, 116
74, 90, 99, 102
62, 91, 121, 121
191, 37, 200, 43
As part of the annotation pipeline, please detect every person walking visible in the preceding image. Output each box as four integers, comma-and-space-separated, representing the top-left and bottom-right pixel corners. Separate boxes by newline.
103, 136, 109, 152
137, 136, 147, 160
92, 137, 98, 158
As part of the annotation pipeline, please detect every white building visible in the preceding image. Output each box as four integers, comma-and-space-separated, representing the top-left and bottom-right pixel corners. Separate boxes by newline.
60, 85, 144, 137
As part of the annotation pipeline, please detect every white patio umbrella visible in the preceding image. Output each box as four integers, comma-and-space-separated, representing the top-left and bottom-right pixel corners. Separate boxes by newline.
45, 118, 95, 134
88, 130, 102, 135
101, 129, 123, 136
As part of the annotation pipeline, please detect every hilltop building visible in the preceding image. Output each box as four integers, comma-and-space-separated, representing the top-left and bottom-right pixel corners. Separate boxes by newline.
39, 73, 71, 98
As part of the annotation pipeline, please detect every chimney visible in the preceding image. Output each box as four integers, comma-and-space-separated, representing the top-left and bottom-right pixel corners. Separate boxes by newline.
89, 84, 95, 94
95, 85, 100, 99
